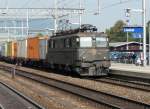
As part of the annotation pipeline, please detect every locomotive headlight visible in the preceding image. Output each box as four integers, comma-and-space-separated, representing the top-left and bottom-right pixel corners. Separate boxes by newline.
76, 38, 79, 42
82, 56, 86, 60
82, 56, 86, 62
92, 36, 96, 40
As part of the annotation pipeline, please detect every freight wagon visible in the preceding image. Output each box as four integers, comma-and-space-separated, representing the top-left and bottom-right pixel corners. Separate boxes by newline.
0, 41, 17, 63
0, 42, 7, 57
0, 35, 48, 65
0, 24, 110, 76
25, 36, 48, 66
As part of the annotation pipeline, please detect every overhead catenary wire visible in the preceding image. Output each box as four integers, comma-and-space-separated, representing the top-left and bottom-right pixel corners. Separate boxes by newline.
57, 0, 80, 8
0, 0, 140, 37
101, 0, 134, 10
82, 0, 134, 15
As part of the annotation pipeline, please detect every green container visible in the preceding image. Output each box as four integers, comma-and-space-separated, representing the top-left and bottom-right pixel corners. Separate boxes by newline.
6, 42, 12, 57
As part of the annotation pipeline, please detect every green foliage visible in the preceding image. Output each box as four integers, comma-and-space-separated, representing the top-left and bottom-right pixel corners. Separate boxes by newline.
106, 20, 142, 43
106, 20, 150, 43
106, 20, 127, 42
37, 33, 44, 37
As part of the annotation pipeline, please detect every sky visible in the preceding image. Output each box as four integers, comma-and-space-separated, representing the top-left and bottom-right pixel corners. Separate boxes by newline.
0, 0, 150, 32
85, 0, 150, 31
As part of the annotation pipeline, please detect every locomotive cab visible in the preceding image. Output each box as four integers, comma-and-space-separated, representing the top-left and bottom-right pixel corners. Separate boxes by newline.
74, 33, 110, 76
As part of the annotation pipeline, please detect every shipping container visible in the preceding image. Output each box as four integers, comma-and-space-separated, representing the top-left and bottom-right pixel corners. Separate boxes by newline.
3, 41, 18, 58
0, 45, 2, 56
9, 41, 18, 58
17, 39, 27, 58
7, 42, 12, 57
0, 43, 7, 57
27, 36, 48, 60
0, 41, 17, 58
27, 37, 40, 60
39, 39, 47, 60
13, 42, 17, 58
0, 44, 4, 56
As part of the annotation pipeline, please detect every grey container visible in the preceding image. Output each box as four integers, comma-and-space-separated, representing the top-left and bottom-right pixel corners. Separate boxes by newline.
39, 39, 47, 60
0, 43, 7, 57
17, 39, 27, 58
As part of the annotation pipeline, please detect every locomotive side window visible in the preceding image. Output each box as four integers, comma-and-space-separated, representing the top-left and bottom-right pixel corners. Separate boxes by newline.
80, 37, 92, 47
51, 40, 53, 48
48, 40, 51, 48
60, 39, 64, 48
64, 38, 72, 48
49, 40, 54, 48
71, 37, 76, 48
55, 39, 63, 48
76, 37, 80, 47
96, 37, 107, 47
51, 40, 55, 48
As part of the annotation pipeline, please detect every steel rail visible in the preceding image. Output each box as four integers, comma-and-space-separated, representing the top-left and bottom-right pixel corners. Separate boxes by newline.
15, 70, 150, 109
93, 77, 150, 92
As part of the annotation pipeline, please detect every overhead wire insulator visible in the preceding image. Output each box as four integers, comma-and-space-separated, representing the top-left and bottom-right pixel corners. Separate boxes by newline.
94, 0, 100, 15
125, 8, 131, 17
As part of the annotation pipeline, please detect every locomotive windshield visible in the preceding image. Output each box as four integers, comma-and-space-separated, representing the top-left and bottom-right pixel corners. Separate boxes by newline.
80, 37, 92, 47
96, 37, 107, 47
78, 36, 107, 48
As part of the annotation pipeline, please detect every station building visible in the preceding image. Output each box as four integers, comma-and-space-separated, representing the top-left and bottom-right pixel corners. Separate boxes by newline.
109, 42, 145, 52
109, 42, 149, 63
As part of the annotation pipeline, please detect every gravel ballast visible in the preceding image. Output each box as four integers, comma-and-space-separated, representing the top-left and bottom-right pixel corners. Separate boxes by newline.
0, 62, 150, 105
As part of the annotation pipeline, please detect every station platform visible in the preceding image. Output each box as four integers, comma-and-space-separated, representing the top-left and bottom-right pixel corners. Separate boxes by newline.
110, 62, 150, 80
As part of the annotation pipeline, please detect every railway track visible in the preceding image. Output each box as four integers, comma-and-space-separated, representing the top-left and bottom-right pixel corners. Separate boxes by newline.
109, 73, 150, 84
0, 65, 150, 109
0, 82, 44, 109
93, 77, 150, 92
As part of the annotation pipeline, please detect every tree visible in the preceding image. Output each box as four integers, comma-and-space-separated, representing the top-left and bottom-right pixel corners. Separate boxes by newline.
37, 33, 44, 37
106, 20, 150, 43
106, 20, 127, 42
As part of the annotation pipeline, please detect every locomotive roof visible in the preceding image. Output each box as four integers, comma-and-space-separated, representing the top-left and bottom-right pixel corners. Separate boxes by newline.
50, 32, 107, 39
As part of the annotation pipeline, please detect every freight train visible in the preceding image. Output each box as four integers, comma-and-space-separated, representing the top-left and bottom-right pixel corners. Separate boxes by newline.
0, 25, 110, 76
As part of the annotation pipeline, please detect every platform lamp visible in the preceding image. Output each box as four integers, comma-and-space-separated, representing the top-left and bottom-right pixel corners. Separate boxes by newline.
125, 8, 131, 51
142, 0, 147, 66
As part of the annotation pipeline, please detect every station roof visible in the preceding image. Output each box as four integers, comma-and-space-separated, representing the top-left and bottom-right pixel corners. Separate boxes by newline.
109, 42, 141, 47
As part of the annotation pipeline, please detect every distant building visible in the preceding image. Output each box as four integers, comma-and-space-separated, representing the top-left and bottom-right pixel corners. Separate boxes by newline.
109, 42, 149, 52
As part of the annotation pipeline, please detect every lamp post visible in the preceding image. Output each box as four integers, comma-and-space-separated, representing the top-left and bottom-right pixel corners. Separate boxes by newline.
126, 20, 129, 51
79, 0, 82, 28
125, 0, 147, 66
125, 8, 131, 51
54, 0, 58, 33
142, 0, 147, 66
